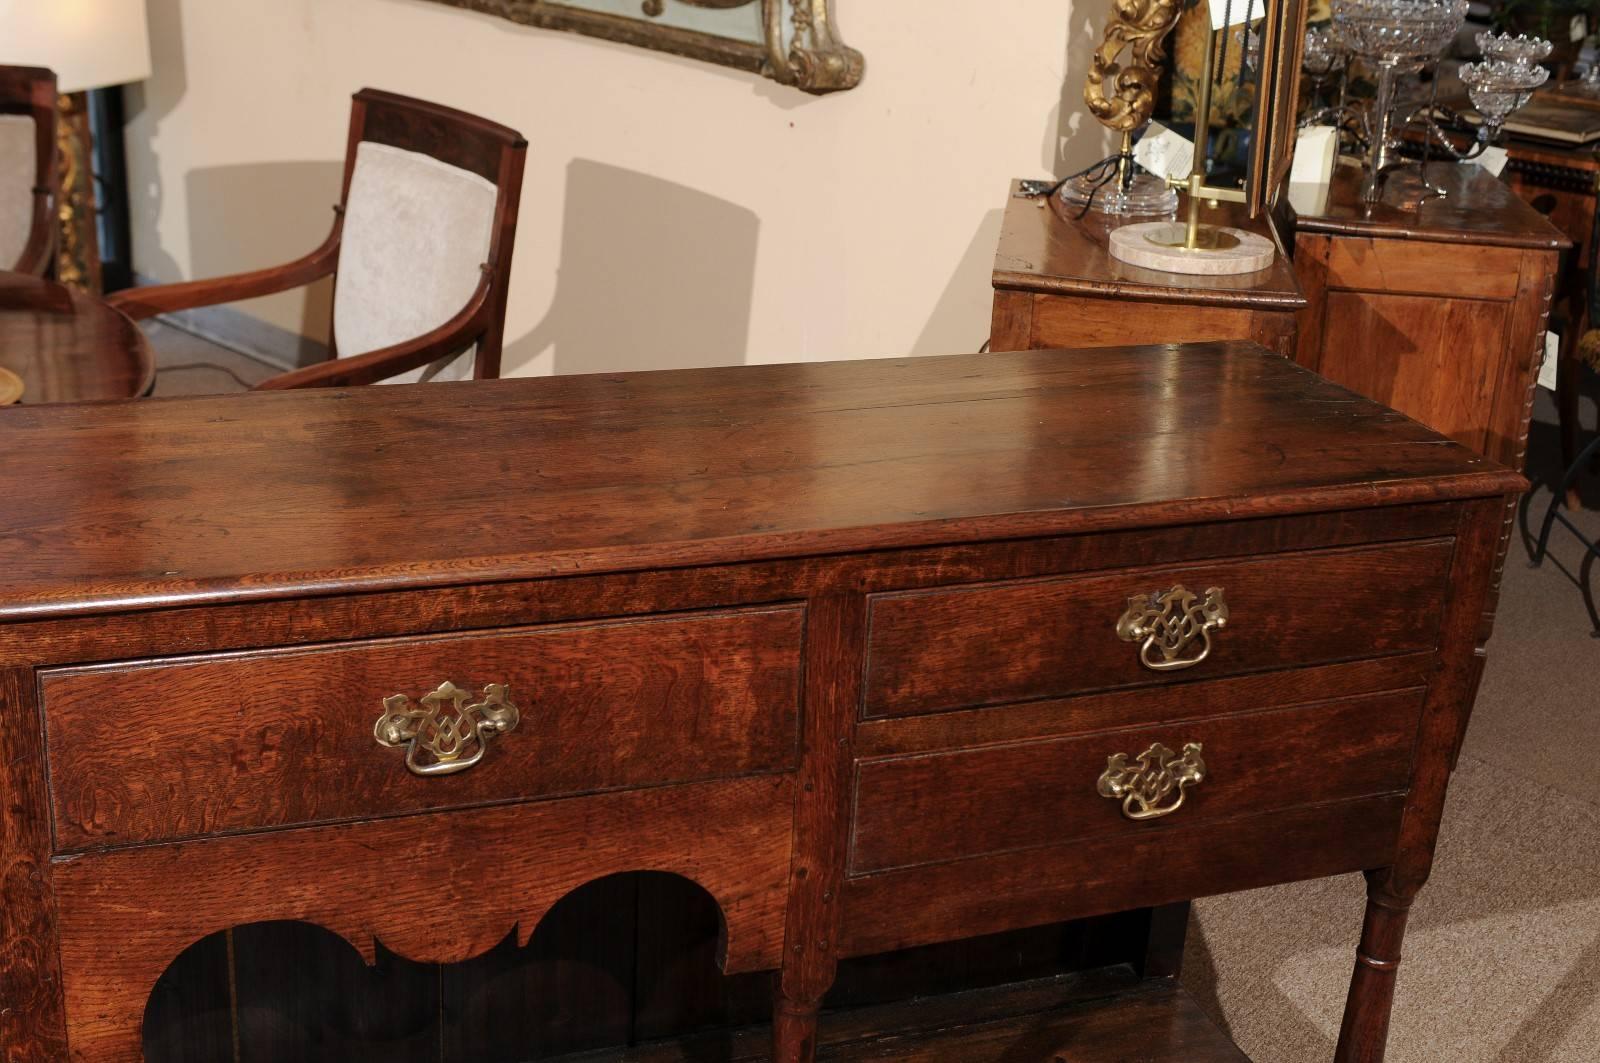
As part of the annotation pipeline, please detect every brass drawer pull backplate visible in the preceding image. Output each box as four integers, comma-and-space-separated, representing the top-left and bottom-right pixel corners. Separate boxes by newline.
1097, 741, 1206, 821
1116, 584, 1228, 671
375, 681, 520, 777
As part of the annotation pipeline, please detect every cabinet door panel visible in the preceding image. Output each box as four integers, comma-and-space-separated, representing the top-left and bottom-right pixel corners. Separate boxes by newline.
1316, 290, 1509, 455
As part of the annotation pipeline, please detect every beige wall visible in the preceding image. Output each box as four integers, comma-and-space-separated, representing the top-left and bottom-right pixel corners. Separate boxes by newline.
124, 0, 1115, 376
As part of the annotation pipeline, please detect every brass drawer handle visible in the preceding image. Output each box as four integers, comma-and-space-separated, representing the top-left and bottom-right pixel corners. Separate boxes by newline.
1115, 584, 1228, 672
374, 681, 520, 777
1097, 742, 1206, 821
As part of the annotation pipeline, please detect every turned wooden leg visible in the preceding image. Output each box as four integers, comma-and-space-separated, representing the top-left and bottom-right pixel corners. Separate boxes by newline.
1558, 341, 1586, 509
772, 990, 822, 1063
1334, 874, 1415, 1063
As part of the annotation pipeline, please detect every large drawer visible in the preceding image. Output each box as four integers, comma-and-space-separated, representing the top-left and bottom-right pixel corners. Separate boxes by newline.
42, 605, 804, 851
862, 540, 1452, 719
849, 686, 1424, 876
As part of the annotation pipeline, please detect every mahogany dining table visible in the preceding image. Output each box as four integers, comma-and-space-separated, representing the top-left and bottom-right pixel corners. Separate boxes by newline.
0, 271, 153, 405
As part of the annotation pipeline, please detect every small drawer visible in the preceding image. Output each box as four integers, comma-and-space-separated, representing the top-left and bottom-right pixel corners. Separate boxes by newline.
848, 687, 1424, 875
862, 540, 1452, 719
42, 606, 804, 851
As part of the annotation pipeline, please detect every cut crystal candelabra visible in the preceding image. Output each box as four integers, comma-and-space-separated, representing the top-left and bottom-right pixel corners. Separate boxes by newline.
1458, 56, 1550, 139
1307, 2, 1551, 203
1331, 0, 1469, 200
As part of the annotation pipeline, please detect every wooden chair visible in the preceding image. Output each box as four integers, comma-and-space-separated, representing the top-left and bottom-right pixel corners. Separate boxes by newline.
0, 66, 60, 277
109, 89, 527, 388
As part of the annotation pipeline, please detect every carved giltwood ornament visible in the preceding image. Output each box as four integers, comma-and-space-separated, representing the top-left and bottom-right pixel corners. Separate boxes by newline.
419, 0, 862, 94
1084, 0, 1187, 133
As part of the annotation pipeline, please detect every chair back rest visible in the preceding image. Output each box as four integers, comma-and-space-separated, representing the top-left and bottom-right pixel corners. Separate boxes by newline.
0, 114, 37, 269
330, 90, 525, 384
0, 66, 57, 275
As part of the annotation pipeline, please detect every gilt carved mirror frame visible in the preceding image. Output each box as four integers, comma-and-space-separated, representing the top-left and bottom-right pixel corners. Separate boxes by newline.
418, 0, 863, 94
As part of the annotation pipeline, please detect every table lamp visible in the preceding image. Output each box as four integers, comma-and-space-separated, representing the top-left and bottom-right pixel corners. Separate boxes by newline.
0, 0, 152, 292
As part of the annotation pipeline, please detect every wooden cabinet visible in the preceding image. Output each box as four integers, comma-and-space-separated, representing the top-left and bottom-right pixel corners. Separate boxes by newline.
0, 344, 1519, 1062
1293, 163, 1567, 473
1498, 139, 1598, 480
991, 182, 1306, 355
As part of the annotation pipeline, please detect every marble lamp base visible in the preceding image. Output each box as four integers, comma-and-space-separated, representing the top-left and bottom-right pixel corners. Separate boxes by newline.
1109, 221, 1276, 275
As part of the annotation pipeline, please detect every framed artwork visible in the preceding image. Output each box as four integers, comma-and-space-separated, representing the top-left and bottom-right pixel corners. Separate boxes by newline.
418, 0, 863, 93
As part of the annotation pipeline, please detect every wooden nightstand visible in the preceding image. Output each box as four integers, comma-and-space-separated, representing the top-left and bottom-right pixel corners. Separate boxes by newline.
991, 182, 1306, 355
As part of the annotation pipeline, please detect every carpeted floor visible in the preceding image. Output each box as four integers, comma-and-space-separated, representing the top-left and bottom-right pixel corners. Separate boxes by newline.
1184, 386, 1600, 1062
146, 320, 279, 396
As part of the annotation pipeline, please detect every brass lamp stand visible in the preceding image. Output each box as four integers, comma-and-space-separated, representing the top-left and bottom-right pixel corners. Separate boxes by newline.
1107, 18, 1276, 275
1151, 22, 1246, 253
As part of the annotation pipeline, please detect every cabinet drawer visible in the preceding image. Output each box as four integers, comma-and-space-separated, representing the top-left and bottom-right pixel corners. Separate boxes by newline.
862, 540, 1451, 719
42, 606, 804, 851
849, 687, 1424, 875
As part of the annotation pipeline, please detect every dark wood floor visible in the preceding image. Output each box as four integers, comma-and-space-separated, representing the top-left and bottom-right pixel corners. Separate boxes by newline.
557, 968, 1245, 1063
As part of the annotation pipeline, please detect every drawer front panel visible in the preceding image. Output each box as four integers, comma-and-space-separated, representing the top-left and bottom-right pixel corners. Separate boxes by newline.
43, 606, 803, 851
862, 540, 1451, 719
841, 793, 1406, 959
849, 688, 1424, 875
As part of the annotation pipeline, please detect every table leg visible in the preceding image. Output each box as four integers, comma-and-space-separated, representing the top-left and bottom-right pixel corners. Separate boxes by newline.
772, 990, 822, 1063
1333, 871, 1414, 1063
1558, 327, 1587, 509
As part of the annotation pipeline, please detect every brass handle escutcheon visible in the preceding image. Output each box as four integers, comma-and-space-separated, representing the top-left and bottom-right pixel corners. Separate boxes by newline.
1097, 742, 1206, 821
1115, 584, 1228, 672
374, 681, 520, 777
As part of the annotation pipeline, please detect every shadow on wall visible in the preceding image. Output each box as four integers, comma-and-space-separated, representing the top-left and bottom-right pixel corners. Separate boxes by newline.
1049, 2, 1121, 175
911, 208, 1004, 357
184, 161, 345, 364
120, 0, 188, 284
502, 159, 759, 376
913, 6, 1115, 357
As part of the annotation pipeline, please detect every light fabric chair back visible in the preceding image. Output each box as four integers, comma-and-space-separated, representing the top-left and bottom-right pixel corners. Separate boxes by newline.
332, 141, 498, 384
0, 114, 37, 270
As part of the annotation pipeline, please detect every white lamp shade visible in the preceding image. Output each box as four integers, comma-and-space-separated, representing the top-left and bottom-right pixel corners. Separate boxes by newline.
0, 0, 152, 93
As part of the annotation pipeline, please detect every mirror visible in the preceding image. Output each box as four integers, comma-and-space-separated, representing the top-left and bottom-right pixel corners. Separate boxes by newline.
416, 0, 863, 94
1151, 0, 1311, 214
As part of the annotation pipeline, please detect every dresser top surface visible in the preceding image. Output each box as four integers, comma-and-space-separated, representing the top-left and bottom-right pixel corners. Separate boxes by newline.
993, 181, 1307, 310
1292, 161, 1570, 250
0, 343, 1520, 620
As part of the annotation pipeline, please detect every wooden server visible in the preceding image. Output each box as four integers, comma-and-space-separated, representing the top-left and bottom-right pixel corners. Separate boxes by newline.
0, 344, 1519, 1062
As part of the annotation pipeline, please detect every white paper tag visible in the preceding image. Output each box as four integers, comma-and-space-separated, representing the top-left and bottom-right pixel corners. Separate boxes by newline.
1209, 0, 1266, 30
1477, 145, 1509, 176
1133, 122, 1194, 182
1292, 126, 1338, 185
1286, 126, 1337, 214
1539, 331, 1561, 391
1571, 14, 1588, 43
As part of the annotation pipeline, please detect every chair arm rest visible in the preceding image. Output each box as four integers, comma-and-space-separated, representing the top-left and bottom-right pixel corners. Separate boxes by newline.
254, 273, 492, 390
106, 236, 339, 322
13, 191, 55, 276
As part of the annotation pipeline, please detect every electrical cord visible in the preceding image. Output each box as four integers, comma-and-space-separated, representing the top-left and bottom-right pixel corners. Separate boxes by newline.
1021, 153, 1126, 218
154, 361, 261, 392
